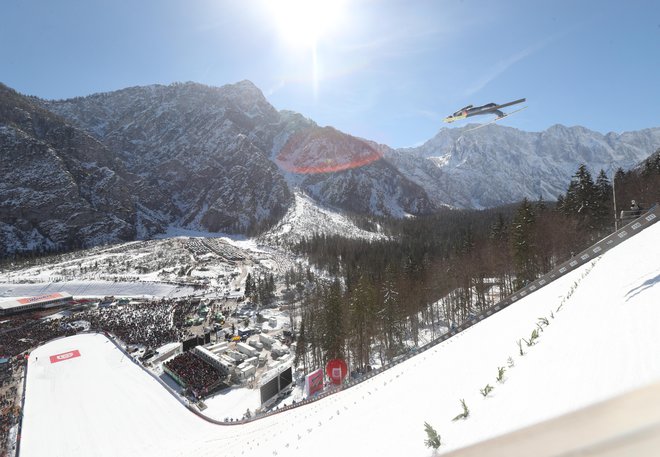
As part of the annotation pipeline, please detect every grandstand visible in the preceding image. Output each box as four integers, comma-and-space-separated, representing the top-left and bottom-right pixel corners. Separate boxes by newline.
163, 352, 225, 398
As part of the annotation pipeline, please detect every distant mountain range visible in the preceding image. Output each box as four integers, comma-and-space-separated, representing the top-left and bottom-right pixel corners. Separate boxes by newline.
389, 123, 660, 208
1, 80, 658, 253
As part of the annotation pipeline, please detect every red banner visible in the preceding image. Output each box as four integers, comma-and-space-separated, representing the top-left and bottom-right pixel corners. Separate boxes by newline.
18, 293, 64, 304
305, 369, 324, 397
49, 350, 81, 364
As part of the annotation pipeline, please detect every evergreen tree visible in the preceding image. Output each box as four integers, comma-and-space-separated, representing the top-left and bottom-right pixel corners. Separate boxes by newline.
594, 169, 613, 233
489, 213, 508, 242
380, 267, 402, 361
555, 193, 565, 212
563, 164, 598, 229
423, 422, 441, 449
322, 278, 345, 360
535, 195, 547, 213
349, 274, 377, 369
459, 226, 475, 255
488, 212, 513, 296
511, 198, 537, 289
295, 321, 307, 371
244, 273, 254, 298
614, 167, 626, 182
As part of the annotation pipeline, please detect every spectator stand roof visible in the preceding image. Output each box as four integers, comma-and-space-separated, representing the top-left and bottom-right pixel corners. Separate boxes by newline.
0, 292, 72, 312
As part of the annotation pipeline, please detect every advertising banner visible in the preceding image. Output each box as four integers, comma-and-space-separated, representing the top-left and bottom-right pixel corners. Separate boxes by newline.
305, 368, 324, 397
49, 350, 81, 364
18, 293, 64, 304
326, 359, 348, 385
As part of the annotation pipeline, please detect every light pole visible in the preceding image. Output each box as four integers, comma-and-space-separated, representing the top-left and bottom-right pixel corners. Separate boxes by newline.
612, 170, 618, 231
609, 163, 620, 232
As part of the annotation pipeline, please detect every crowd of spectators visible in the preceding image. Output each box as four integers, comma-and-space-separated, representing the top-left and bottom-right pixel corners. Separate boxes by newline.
72, 299, 183, 349
0, 319, 75, 359
0, 298, 199, 359
164, 352, 222, 397
172, 299, 198, 329
0, 386, 19, 454
0, 360, 21, 455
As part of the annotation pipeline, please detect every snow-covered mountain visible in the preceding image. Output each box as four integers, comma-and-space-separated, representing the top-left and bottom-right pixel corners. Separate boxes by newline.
42, 81, 294, 235
0, 83, 171, 255
388, 123, 660, 208
41, 82, 432, 230
2, 79, 659, 253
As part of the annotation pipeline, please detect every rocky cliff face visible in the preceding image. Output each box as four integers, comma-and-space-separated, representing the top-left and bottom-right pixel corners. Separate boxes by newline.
0, 84, 169, 254
277, 126, 433, 217
388, 123, 660, 208
42, 81, 293, 235
43, 81, 433, 229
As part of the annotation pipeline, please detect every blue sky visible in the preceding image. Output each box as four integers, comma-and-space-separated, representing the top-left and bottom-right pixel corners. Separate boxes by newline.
1, 0, 658, 148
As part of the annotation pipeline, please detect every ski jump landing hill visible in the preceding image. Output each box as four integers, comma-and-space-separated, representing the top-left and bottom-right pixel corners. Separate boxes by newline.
17, 206, 660, 457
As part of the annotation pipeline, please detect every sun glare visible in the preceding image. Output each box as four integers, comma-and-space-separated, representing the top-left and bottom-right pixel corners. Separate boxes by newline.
268, 0, 345, 48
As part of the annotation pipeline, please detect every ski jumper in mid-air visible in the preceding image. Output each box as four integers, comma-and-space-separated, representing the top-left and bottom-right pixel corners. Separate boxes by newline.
443, 98, 526, 123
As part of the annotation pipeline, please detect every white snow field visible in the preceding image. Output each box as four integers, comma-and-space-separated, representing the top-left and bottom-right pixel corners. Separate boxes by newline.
20, 221, 660, 457
0, 280, 196, 299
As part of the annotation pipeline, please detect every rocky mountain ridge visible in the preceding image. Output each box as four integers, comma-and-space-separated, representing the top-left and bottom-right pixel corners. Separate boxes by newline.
388, 123, 660, 208
1, 79, 659, 254
42, 81, 432, 228
0, 83, 171, 255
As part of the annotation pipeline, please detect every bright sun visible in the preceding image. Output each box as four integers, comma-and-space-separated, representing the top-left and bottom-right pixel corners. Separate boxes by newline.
268, 0, 346, 48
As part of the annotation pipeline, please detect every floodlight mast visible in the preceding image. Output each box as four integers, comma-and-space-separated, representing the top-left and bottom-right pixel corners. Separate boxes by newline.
613, 172, 618, 231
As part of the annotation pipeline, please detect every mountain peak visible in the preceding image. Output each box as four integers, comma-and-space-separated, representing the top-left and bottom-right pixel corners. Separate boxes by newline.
388, 122, 660, 209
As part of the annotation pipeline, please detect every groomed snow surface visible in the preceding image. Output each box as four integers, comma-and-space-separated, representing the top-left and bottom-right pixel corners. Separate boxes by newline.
0, 281, 196, 299
21, 221, 660, 457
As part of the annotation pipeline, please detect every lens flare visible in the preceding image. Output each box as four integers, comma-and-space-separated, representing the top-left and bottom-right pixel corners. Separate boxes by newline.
275, 127, 383, 174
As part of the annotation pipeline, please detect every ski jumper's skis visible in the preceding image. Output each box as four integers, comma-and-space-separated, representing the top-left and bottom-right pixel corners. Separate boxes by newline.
462, 106, 528, 133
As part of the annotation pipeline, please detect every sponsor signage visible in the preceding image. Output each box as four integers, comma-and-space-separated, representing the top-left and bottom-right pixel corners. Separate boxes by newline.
305, 368, 324, 397
18, 293, 64, 305
49, 350, 81, 364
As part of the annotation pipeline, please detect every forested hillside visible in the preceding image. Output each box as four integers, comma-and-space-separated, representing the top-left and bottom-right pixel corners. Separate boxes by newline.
287, 157, 660, 371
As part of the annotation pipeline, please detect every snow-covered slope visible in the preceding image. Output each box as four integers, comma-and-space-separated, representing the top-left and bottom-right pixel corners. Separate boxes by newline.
20, 213, 660, 456
259, 192, 386, 246
389, 124, 660, 208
